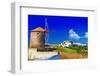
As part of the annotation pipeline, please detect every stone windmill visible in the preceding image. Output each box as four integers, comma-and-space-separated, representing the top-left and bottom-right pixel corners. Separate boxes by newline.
30, 27, 47, 51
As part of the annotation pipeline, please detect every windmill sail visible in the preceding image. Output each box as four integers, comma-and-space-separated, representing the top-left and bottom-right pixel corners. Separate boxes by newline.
45, 18, 49, 44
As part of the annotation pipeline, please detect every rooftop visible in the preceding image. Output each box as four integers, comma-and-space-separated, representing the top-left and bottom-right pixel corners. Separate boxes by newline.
32, 27, 47, 32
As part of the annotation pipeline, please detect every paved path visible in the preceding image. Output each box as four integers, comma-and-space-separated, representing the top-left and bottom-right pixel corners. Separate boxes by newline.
28, 48, 58, 60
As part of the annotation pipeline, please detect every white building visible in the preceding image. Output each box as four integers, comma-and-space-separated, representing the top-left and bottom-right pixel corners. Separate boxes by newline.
60, 41, 72, 47
73, 42, 87, 46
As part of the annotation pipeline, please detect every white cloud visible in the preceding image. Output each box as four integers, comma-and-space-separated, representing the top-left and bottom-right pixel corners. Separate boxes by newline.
85, 32, 88, 38
69, 29, 80, 40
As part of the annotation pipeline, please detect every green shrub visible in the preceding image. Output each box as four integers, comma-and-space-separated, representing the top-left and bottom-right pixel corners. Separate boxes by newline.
55, 46, 77, 53
69, 45, 88, 53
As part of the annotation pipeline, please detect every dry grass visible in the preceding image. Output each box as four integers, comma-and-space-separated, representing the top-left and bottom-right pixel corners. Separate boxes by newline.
60, 52, 87, 59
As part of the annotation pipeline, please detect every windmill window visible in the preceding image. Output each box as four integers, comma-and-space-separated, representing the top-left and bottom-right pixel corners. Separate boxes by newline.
37, 32, 39, 34
37, 32, 40, 35
37, 32, 41, 38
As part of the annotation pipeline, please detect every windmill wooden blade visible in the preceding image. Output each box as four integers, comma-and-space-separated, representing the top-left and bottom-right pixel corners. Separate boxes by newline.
46, 30, 55, 32
45, 18, 56, 43
45, 18, 48, 43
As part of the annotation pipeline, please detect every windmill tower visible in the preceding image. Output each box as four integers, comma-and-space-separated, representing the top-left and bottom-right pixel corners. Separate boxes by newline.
29, 18, 49, 51
30, 27, 47, 51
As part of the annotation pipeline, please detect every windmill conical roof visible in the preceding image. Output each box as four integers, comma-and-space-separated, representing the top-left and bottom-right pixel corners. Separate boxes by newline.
32, 27, 47, 32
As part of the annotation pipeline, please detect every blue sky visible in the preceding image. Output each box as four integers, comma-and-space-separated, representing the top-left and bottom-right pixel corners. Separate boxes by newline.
28, 15, 88, 44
